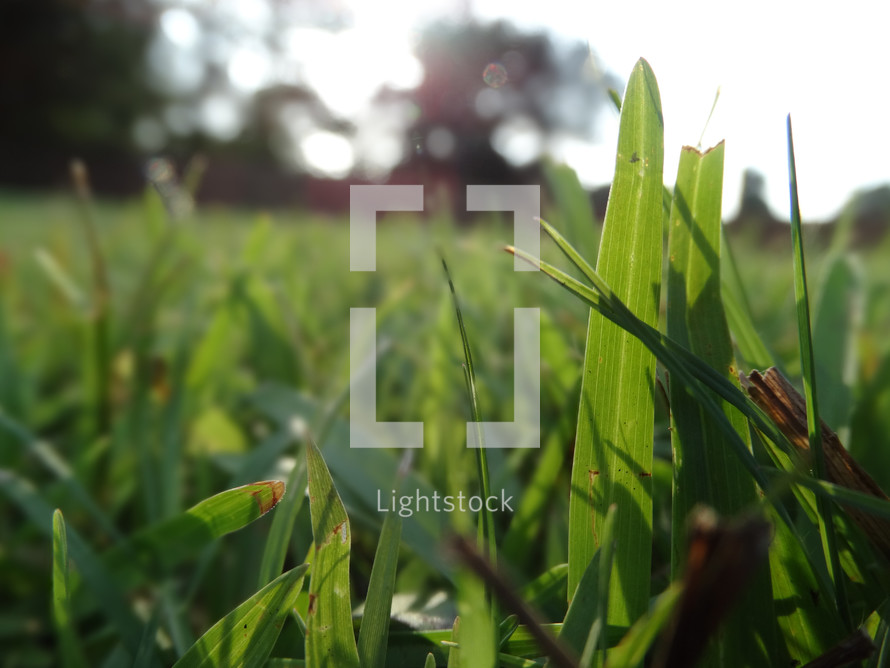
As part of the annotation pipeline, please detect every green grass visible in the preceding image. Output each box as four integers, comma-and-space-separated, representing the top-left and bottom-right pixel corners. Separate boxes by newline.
3, 59, 890, 667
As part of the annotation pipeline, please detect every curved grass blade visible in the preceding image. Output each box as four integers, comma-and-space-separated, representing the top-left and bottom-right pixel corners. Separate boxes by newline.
109, 481, 286, 581
172, 564, 308, 668
506, 230, 838, 602
305, 438, 360, 668
787, 115, 850, 628
568, 57, 664, 628
52, 510, 89, 668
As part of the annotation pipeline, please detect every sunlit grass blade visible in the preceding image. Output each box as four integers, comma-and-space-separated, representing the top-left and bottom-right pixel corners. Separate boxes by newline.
666, 142, 779, 662
52, 510, 89, 668
357, 485, 403, 668
305, 438, 360, 668
567, 57, 664, 628
172, 564, 308, 668
507, 229, 838, 600
787, 115, 850, 628
109, 480, 286, 581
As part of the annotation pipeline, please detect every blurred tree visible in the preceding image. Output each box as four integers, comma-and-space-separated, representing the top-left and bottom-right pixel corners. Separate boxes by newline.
393, 20, 620, 209
0, 0, 162, 189
0, 2, 619, 207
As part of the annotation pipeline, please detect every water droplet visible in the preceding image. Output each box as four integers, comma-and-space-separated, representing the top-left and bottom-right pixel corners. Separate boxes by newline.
482, 62, 508, 88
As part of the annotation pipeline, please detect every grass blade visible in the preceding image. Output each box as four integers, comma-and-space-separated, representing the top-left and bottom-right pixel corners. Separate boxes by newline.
666, 142, 779, 662
52, 510, 89, 668
507, 226, 838, 602
442, 256, 496, 564
357, 485, 403, 668
557, 503, 616, 666
787, 115, 850, 628
258, 453, 307, 587
172, 564, 308, 668
606, 583, 683, 668
305, 438, 361, 668
109, 480, 286, 581
1, 470, 152, 660
567, 57, 664, 628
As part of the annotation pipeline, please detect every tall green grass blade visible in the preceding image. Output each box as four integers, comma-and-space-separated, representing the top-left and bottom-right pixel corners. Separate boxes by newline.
424, 652, 437, 668
172, 564, 308, 668
357, 487, 403, 668
787, 115, 851, 628
442, 256, 496, 563
305, 438, 360, 668
567, 58, 664, 628
508, 226, 837, 601
52, 509, 89, 668
666, 142, 779, 663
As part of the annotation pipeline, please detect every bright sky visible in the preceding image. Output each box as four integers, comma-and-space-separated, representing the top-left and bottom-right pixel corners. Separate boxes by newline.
475, 0, 890, 220
155, 0, 890, 221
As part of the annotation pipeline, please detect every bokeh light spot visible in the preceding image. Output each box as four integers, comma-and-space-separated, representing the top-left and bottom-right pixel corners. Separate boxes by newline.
482, 62, 508, 88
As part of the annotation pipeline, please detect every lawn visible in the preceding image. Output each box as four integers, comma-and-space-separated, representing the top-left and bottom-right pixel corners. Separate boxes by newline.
3, 60, 890, 667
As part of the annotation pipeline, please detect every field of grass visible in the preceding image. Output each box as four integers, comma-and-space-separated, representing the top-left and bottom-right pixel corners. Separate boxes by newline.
3, 60, 890, 667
